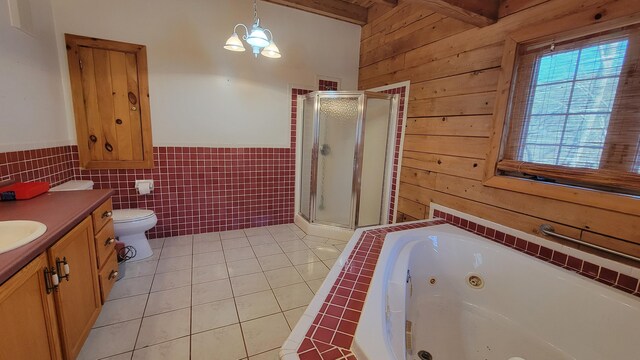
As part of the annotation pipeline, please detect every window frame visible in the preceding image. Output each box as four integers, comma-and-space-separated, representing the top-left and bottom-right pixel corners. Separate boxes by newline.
484, 14, 640, 217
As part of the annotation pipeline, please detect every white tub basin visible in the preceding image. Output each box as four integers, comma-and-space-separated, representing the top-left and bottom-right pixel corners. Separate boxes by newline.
0, 221, 47, 254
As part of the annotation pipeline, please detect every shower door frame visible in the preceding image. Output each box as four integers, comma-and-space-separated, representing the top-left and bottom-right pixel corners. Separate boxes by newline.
298, 91, 399, 230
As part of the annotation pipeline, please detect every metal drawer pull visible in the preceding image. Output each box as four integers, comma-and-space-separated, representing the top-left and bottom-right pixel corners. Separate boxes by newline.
102, 210, 113, 219
56, 257, 70, 282
44, 267, 59, 294
108, 270, 119, 280
104, 237, 116, 246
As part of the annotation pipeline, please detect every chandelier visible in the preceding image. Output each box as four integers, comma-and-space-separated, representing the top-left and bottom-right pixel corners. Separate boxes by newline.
224, 0, 281, 59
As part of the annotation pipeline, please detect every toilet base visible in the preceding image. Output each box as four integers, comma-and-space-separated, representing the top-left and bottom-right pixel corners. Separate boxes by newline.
118, 233, 153, 262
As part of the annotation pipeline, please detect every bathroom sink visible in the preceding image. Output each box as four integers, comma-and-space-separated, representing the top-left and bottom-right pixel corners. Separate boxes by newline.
0, 221, 47, 254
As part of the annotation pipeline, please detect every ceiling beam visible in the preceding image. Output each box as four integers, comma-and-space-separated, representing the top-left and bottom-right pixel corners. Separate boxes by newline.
262, 0, 368, 25
416, 0, 500, 27
369, 0, 399, 7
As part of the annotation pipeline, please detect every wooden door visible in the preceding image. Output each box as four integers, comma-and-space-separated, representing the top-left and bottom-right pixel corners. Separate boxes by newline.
48, 216, 101, 359
0, 253, 62, 360
66, 34, 153, 169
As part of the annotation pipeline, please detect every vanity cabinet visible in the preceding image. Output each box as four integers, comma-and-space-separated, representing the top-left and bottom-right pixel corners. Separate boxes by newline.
48, 216, 101, 359
0, 197, 114, 359
0, 253, 62, 360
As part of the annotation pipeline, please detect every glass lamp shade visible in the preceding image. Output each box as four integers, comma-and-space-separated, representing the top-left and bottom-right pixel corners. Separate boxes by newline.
224, 33, 245, 52
246, 25, 270, 48
261, 41, 281, 58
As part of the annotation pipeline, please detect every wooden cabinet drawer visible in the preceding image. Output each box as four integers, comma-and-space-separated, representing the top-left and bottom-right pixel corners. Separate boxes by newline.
92, 198, 113, 233
94, 220, 116, 269
98, 251, 118, 303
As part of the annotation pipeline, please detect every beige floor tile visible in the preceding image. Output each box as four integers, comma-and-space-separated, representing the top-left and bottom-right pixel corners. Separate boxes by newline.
323, 258, 338, 268
156, 255, 192, 274
102, 352, 133, 360
310, 246, 341, 261
78, 319, 140, 360
136, 308, 190, 349
306, 279, 325, 293
94, 294, 147, 328
131, 336, 190, 360
148, 238, 164, 249
145, 286, 191, 316
302, 235, 326, 242
241, 313, 290, 356
234, 290, 280, 322
194, 232, 221, 242
333, 243, 347, 251
251, 243, 283, 257
326, 238, 348, 246
222, 237, 251, 250
108, 275, 153, 300
285, 250, 320, 265
192, 278, 233, 305
272, 283, 314, 311
230, 272, 270, 296
141, 249, 160, 262
191, 324, 246, 360
192, 263, 228, 284
267, 225, 293, 234
249, 348, 280, 360
193, 240, 223, 254
151, 269, 191, 292
257, 254, 292, 271
243, 227, 271, 236
271, 232, 299, 242
247, 235, 276, 246
227, 258, 262, 277
294, 262, 330, 281
160, 244, 192, 259
264, 267, 304, 288
220, 230, 246, 240
191, 298, 238, 334
124, 261, 158, 279
278, 240, 308, 253
193, 251, 225, 267
163, 235, 193, 247
224, 247, 256, 262
283, 306, 307, 329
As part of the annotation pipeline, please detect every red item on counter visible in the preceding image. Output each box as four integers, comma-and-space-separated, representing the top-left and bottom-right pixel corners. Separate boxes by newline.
0, 182, 50, 200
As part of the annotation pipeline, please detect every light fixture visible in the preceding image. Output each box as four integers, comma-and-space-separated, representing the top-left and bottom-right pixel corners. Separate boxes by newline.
224, 0, 281, 59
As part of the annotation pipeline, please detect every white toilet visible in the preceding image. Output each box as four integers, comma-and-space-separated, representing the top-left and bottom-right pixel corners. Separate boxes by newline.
50, 180, 157, 261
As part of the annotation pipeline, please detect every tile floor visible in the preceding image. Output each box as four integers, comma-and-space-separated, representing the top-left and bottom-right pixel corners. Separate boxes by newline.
78, 224, 348, 360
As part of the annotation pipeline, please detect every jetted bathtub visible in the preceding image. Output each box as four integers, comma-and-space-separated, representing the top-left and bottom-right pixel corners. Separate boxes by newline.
353, 224, 640, 360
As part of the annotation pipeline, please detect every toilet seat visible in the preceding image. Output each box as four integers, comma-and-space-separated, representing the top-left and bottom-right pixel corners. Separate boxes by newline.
112, 209, 155, 223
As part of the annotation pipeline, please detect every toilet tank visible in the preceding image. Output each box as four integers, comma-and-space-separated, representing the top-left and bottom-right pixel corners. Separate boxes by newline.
49, 180, 95, 192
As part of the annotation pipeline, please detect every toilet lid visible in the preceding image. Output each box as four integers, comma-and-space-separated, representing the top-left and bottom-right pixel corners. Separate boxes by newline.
112, 209, 155, 223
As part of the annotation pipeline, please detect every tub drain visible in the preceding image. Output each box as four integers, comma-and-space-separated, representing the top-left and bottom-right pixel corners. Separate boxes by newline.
417, 350, 433, 360
467, 274, 484, 289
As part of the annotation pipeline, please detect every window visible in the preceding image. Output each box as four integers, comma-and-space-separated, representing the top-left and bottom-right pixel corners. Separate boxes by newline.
498, 25, 640, 194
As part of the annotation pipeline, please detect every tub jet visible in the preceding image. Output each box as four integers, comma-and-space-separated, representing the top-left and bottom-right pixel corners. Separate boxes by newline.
417, 350, 433, 360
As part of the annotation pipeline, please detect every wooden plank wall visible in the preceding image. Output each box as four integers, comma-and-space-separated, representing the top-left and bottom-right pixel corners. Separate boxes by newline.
359, 0, 640, 263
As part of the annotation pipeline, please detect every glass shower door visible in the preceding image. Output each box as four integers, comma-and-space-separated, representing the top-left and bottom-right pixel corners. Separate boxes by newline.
358, 97, 393, 227
314, 96, 360, 227
299, 97, 316, 221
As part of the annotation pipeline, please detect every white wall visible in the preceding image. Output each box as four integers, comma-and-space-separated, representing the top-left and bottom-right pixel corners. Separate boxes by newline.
0, 0, 69, 151
52, 0, 361, 148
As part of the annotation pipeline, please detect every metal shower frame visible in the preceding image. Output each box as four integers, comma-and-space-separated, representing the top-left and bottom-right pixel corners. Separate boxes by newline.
298, 91, 399, 229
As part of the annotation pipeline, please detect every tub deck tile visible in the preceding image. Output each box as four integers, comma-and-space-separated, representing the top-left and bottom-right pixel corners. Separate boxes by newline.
295, 220, 445, 359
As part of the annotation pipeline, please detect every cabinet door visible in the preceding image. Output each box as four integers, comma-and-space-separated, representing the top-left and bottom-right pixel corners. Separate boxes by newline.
66, 34, 153, 169
0, 253, 62, 360
48, 216, 101, 359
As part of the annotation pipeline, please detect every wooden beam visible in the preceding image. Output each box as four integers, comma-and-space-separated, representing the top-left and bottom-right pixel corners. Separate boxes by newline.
262, 0, 368, 25
369, 0, 399, 6
416, 0, 500, 27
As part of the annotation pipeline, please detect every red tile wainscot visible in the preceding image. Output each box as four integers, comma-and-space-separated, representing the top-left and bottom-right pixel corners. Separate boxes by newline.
296, 219, 447, 359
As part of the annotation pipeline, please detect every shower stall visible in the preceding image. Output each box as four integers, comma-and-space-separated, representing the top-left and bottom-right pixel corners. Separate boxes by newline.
297, 91, 399, 231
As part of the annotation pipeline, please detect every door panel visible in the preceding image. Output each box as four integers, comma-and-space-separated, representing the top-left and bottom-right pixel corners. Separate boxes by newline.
0, 253, 62, 360
48, 217, 101, 360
